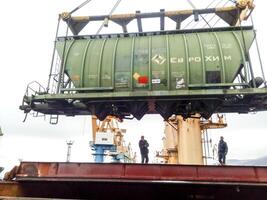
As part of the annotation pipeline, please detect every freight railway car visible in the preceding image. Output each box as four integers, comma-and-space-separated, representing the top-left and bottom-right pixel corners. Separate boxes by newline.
56, 27, 254, 91
20, 8, 267, 121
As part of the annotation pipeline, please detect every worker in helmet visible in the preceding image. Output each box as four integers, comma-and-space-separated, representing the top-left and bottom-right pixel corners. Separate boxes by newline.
218, 136, 228, 165
139, 136, 149, 164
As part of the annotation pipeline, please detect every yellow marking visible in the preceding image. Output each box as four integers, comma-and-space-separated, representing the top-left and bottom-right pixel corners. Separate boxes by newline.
72, 75, 80, 81
133, 72, 140, 81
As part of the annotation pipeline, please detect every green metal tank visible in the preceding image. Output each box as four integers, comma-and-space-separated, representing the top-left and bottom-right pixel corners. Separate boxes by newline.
20, 26, 267, 121
56, 27, 255, 91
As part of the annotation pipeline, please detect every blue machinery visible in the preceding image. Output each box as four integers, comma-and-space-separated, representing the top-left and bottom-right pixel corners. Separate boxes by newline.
91, 116, 134, 163
91, 144, 117, 163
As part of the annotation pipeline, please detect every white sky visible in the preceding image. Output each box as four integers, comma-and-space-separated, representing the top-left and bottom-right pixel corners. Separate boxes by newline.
1, 0, 267, 175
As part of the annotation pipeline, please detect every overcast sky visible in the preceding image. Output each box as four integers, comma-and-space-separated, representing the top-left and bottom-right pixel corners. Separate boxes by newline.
1, 0, 267, 174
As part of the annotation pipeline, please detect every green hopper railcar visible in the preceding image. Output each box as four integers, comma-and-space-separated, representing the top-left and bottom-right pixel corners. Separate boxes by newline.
20, 27, 267, 121
56, 27, 254, 91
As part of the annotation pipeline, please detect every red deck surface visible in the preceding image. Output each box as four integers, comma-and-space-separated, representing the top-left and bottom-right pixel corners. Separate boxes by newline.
16, 162, 267, 183
1, 162, 267, 199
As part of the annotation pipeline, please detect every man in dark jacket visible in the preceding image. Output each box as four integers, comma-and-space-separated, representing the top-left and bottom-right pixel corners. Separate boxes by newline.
218, 136, 228, 165
139, 136, 149, 164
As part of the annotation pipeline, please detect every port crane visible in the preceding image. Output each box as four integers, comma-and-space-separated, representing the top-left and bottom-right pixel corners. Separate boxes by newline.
155, 0, 256, 165
19, 0, 259, 165
157, 114, 227, 164
2, 1, 267, 199
91, 115, 135, 163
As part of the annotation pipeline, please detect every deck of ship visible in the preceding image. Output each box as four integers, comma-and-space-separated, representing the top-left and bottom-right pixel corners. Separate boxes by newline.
1, 162, 267, 199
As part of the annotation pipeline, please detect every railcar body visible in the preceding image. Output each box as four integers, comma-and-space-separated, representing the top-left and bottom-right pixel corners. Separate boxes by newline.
20, 27, 267, 120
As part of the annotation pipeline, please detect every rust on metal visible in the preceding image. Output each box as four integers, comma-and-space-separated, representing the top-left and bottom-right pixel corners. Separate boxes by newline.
1, 162, 267, 199
63, 6, 245, 34
0, 182, 24, 197
14, 162, 267, 183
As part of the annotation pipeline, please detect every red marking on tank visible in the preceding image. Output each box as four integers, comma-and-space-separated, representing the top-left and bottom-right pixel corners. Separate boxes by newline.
138, 76, 148, 84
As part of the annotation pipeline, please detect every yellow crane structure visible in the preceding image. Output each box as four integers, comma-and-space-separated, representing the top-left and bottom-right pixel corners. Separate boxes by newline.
91, 115, 135, 163
157, 115, 227, 165
155, 0, 254, 165
235, 0, 255, 26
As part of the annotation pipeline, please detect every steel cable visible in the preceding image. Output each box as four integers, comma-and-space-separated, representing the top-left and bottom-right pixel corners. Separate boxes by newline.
96, 0, 122, 34
195, 0, 230, 28
250, 15, 267, 86
184, 0, 235, 29
70, 0, 94, 15
47, 16, 61, 93
205, 0, 231, 28
184, 0, 222, 29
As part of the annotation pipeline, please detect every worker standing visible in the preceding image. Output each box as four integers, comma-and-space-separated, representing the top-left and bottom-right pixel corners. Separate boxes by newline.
218, 136, 228, 165
139, 136, 149, 164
